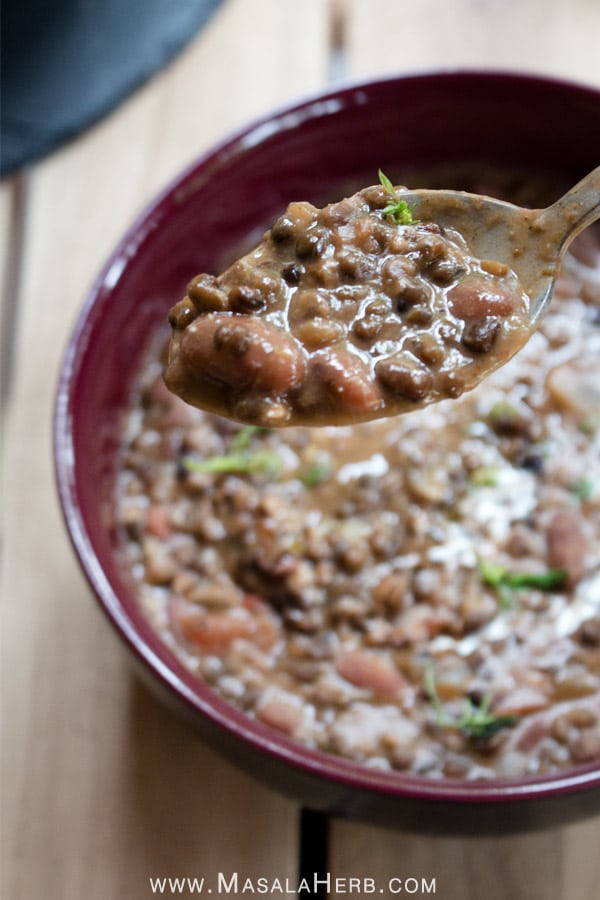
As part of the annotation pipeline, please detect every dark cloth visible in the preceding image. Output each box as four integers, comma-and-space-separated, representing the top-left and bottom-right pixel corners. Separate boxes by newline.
1, 0, 223, 176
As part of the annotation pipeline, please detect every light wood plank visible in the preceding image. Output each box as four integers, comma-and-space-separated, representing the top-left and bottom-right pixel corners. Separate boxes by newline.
344, 0, 600, 86
329, 822, 564, 900
330, 815, 600, 900
0, 175, 27, 423
1, 2, 330, 898
561, 818, 600, 900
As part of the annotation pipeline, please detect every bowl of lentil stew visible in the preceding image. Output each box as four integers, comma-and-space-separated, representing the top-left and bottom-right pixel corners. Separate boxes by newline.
55, 71, 600, 832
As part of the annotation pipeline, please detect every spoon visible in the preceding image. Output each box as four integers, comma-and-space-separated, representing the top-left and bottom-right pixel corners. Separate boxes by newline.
397, 166, 600, 324
165, 168, 600, 427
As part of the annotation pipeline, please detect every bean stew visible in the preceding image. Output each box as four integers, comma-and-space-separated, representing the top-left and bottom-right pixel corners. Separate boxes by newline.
119, 171, 600, 781
164, 173, 532, 427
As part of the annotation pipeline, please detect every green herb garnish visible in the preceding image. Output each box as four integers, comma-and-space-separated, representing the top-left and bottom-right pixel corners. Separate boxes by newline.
301, 461, 334, 487
424, 668, 517, 745
455, 695, 517, 743
378, 169, 418, 225
184, 426, 281, 477
479, 560, 568, 591
569, 477, 595, 502
184, 451, 282, 476
230, 425, 271, 451
477, 557, 568, 610
469, 465, 500, 487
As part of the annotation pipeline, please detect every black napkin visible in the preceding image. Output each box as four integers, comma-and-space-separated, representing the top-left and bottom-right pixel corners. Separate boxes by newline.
1, 0, 223, 176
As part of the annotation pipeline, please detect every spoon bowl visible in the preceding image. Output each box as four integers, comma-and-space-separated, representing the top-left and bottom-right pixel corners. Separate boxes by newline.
401, 165, 600, 323
165, 170, 600, 428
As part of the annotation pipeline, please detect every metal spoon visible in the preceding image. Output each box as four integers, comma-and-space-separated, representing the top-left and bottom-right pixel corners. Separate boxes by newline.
399, 166, 600, 324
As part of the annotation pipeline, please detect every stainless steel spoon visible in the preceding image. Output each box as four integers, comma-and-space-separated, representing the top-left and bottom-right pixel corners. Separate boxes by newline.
398, 165, 600, 324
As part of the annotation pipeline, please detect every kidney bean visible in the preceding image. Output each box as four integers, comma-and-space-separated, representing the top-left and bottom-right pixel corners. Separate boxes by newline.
146, 504, 172, 540
336, 650, 406, 697
171, 597, 277, 654
179, 313, 305, 396
448, 276, 515, 319
545, 508, 587, 585
256, 691, 303, 735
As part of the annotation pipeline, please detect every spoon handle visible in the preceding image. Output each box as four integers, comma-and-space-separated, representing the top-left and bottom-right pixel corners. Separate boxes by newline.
539, 166, 600, 252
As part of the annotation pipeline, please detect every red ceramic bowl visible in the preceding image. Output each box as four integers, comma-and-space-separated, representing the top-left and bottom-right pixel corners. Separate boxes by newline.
55, 71, 600, 834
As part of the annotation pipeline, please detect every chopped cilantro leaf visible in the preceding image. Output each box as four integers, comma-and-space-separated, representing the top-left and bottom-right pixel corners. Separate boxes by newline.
477, 557, 568, 609
456, 695, 517, 743
424, 667, 517, 744
378, 169, 419, 225
231, 425, 271, 452
569, 478, 595, 502
184, 426, 281, 477
469, 465, 500, 487
301, 461, 334, 487
184, 450, 282, 476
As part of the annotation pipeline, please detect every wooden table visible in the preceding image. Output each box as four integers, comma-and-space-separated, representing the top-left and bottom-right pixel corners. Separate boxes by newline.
2, 1, 599, 897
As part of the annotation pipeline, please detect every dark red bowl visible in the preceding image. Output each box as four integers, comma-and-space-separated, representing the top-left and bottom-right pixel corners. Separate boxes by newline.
55, 71, 600, 834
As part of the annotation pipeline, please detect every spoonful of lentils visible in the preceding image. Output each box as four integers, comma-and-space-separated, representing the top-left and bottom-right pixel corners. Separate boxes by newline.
164, 167, 600, 427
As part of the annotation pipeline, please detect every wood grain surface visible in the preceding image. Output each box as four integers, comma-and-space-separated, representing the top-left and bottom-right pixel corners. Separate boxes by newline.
2, 1, 599, 898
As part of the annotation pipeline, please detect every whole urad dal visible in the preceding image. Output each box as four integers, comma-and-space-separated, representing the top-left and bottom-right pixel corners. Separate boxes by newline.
164, 174, 532, 428
119, 171, 600, 781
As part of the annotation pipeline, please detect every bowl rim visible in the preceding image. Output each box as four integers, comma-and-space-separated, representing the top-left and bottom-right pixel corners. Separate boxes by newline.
55, 68, 600, 808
